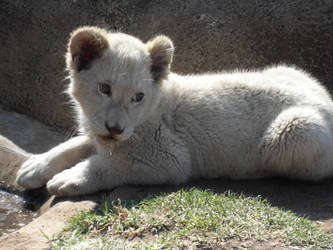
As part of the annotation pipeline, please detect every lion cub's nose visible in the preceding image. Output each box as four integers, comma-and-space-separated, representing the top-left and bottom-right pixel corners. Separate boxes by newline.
105, 122, 124, 136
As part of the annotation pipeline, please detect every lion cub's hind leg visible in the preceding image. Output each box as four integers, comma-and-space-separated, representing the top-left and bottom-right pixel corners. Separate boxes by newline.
259, 107, 333, 180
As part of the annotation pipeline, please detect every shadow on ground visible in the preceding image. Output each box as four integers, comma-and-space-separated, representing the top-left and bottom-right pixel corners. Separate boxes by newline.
42, 176, 333, 222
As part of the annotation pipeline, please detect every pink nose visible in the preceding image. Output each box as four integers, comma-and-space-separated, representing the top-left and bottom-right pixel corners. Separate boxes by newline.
105, 122, 124, 136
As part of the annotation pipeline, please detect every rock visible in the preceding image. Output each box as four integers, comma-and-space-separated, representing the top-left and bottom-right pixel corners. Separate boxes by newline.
0, 200, 96, 250
0, 106, 67, 188
0, 135, 28, 191
0, 108, 69, 237
0, 0, 332, 129
0, 106, 66, 154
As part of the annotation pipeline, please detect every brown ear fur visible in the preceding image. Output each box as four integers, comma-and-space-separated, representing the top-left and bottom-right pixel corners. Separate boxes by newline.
68, 26, 109, 72
146, 36, 174, 83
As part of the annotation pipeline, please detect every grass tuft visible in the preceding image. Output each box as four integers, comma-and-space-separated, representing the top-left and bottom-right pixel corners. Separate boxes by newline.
51, 189, 333, 249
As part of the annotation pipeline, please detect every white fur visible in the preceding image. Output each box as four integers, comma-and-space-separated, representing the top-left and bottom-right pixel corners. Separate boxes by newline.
16, 27, 333, 196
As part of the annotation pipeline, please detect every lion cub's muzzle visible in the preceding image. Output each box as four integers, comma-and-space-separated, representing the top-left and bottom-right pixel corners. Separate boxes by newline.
101, 122, 124, 141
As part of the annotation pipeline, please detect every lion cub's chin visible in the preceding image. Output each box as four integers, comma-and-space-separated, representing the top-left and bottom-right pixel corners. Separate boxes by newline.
95, 132, 132, 144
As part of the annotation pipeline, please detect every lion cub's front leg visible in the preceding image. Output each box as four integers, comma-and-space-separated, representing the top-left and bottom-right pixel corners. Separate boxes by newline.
46, 154, 108, 196
16, 136, 93, 189
46, 143, 192, 196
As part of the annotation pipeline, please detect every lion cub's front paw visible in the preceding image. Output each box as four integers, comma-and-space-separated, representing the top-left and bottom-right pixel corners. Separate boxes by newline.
16, 154, 51, 189
46, 165, 89, 197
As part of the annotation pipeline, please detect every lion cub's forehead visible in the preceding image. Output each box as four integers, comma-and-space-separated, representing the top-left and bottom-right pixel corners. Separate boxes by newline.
98, 33, 151, 84
107, 33, 149, 60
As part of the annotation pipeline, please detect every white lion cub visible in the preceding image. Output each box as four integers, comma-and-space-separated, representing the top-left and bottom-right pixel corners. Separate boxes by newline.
16, 26, 333, 196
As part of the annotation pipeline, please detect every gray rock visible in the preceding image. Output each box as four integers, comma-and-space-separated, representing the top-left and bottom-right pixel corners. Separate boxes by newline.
0, 106, 66, 154
0, 200, 96, 249
0, 106, 66, 189
0, 0, 332, 129
0, 135, 27, 190
0, 110, 99, 240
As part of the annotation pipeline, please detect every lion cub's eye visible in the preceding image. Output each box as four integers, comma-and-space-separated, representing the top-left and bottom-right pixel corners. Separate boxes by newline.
131, 93, 144, 103
98, 83, 111, 96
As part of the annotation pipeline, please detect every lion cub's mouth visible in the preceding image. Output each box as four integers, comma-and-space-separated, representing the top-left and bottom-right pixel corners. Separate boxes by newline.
97, 134, 118, 143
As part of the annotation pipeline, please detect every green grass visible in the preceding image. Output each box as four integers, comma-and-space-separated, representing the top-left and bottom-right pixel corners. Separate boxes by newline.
51, 189, 333, 249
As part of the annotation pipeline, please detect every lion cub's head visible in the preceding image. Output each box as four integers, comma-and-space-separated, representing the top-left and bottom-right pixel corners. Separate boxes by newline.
66, 27, 174, 142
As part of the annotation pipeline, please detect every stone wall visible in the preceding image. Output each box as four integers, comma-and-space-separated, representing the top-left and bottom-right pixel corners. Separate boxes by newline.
1, 0, 333, 129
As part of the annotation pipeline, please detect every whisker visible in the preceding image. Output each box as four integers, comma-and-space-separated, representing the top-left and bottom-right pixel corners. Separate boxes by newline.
65, 126, 78, 140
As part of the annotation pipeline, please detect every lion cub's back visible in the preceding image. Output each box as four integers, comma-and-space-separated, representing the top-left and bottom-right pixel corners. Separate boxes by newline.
167, 66, 333, 178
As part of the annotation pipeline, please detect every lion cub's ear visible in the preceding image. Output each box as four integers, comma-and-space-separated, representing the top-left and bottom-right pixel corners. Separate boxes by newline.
67, 26, 109, 72
146, 36, 174, 83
